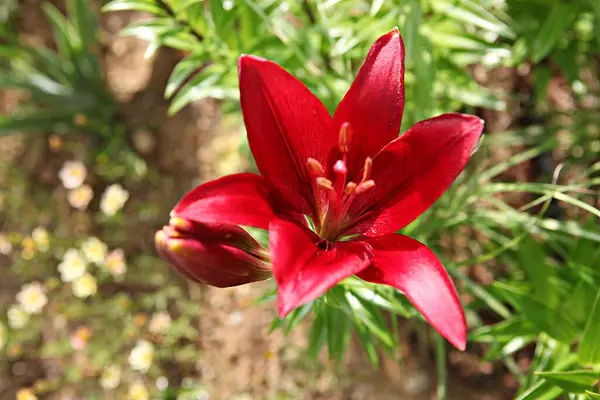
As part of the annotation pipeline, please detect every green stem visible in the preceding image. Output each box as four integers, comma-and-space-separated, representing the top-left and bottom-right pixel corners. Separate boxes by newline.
436, 334, 447, 400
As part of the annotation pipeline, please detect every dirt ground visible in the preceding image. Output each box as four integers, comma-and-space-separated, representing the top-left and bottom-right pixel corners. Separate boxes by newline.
0, 1, 541, 399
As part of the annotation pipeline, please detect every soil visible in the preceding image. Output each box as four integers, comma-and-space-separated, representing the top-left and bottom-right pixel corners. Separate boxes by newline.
0, 1, 557, 399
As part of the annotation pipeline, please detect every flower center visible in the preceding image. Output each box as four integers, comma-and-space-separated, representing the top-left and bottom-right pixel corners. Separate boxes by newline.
307, 123, 376, 240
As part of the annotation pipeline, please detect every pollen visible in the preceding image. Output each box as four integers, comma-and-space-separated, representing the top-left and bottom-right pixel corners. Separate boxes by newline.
338, 122, 352, 153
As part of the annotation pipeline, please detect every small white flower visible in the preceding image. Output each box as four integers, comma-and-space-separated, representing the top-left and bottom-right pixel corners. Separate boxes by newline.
104, 248, 127, 276
127, 380, 149, 400
0, 322, 6, 351
16, 282, 48, 314
100, 364, 121, 390
81, 237, 108, 264
7, 305, 29, 328
223, 0, 234, 11
58, 248, 87, 282
100, 184, 129, 216
58, 160, 87, 190
128, 340, 154, 373
72, 273, 97, 298
67, 184, 94, 211
31, 227, 50, 252
149, 312, 171, 334
156, 376, 169, 391
0, 233, 11, 255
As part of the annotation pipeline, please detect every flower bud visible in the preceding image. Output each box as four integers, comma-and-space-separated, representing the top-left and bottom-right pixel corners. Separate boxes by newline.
155, 217, 271, 287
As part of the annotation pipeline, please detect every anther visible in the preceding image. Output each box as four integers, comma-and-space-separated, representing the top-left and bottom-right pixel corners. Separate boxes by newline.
361, 157, 373, 182
316, 177, 334, 191
338, 122, 352, 153
344, 182, 357, 195
354, 180, 376, 195
307, 157, 325, 177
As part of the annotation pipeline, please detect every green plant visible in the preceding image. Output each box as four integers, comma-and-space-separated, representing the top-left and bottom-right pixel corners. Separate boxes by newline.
0, 0, 119, 141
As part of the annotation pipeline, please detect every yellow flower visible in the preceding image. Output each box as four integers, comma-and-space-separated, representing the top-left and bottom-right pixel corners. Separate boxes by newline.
104, 248, 127, 276
70, 326, 92, 350
127, 381, 149, 400
81, 237, 108, 264
31, 227, 50, 252
67, 184, 94, 211
72, 273, 97, 298
99, 365, 121, 390
58, 248, 87, 282
16, 388, 37, 400
128, 340, 154, 373
100, 184, 129, 216
58, 160, 87, 190
16, 282, 47, 314
7, 305, 29, 328
21, 237, 36, 260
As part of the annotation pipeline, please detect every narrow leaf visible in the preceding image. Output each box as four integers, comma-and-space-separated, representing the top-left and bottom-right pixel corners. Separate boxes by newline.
579, 290, 600, 366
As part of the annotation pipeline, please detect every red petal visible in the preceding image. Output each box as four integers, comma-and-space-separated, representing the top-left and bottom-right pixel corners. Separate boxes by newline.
347, 113, 484, 236
239, 55, 336, 216
269, 218, 373, 316
172, 173, 276, 229
333, 28, 405, 178
357, 234, 467, 350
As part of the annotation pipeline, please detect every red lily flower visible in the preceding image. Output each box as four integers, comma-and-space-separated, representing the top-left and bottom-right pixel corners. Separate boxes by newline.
158, 28, 484, 350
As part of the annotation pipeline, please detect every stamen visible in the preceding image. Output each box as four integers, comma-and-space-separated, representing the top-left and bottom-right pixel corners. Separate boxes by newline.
338, 122, 352, 153
344, 182, 357, 195
361, 157, 373, 182
316, 177, 334, 191
307, 157, 325, 177
354, 180, 376, 195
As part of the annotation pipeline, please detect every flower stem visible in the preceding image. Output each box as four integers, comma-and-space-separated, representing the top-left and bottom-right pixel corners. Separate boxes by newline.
436, 334, 447, 400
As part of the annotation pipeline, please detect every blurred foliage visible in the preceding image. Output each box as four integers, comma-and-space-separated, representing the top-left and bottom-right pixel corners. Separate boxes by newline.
0, 0, 599, 399
0, 0, 122, 145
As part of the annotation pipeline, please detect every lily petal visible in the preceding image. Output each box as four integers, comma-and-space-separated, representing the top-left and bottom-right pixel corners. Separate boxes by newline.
347, 113, 484, 236
172, 173, 276, 229
333, 28, 405, 178
357, 234, 467, 350
239, 55, 337, 216
269, 218, 373, 317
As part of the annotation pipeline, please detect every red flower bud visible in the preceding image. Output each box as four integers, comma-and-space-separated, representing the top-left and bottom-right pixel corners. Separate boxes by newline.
155, 217, 271, 287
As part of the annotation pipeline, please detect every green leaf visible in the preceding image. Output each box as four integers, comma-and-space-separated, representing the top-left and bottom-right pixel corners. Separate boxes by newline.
102, 0, 168, 16
586, 391, 600, 399
42, 3, 82, 57
517, 236, 558, 305
516, 379, 564, 400
168, 65, 237, 115
579, 290, 600, 366
68, 0, 98, 49
531, 1, 577, 62
494, 283, 579, 342
470, 317, 538, 343
434, 0, 515, 39
535, 370, 599, 393
0, 110, 75, 136
165, 54, 208, 98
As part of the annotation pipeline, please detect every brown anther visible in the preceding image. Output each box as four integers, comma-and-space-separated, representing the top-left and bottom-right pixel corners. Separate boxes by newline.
316, 177, 334, 191
344, 182, 357, 195
354, 180, 375, 195
338, 122, 352, 153
361, 157, 373, 182
307, 157, 325, 177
